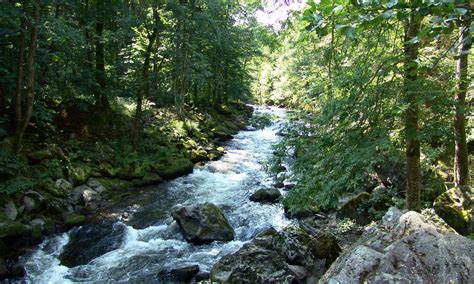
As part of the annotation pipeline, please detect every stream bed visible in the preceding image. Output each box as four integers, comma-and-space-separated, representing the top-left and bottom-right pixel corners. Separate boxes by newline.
21, 106, 292, 283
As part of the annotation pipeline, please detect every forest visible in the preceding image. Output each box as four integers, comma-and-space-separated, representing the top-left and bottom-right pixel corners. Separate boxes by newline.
0, 0, 473, 282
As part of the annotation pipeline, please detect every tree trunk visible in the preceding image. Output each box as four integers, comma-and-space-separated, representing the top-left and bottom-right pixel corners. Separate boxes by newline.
13, 4, 40, 155
133, 8, 159, 147
95, 11, 108, 110
404, 14, 422, 212
454, 14, 472, 186
14, 13, 27, 127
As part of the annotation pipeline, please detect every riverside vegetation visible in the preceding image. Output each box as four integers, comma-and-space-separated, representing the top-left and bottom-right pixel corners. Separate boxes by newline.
1, 0, 473, 282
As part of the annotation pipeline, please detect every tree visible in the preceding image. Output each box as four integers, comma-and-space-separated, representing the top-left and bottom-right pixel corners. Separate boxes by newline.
453, 2, 471, 186
13, 2, 40, 155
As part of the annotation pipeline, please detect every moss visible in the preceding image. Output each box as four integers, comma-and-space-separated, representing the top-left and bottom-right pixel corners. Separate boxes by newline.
433, 187, 472, 235
64, 214, 86, 226
0, 222, 29, 238
99, 163, 120, 178
31, 225, 43, 240
68, 164, 92, 186
142, 173, 163, 185
96, 178, 133, 191
153, 157, 193, 180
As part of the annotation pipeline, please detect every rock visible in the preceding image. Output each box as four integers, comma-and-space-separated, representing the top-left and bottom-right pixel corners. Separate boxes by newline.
284, 183, 296, 191
69, 185, 101, 205
319, 207, 474, 283
4, 202, 18, 221
171, 203, 234, 244
154, 158, 193, 180
337, 192, 372, 225
55, 179, 73, 192
46, 197, 73, 215
0, 222, 29, 238
63, 214, 86, 226
169, 265, 200, 281
434, 186, 473, 235
96, 178, 133, 191
87, 179, 107, 193
210, 225, 341, 283
59, 221, 127, 267
249, 188, 281, 203
23, 196, 36, 212
29, 218, 45, 228
142, 173, 163, 186
273, 181, 285, 189
195, 271, 210, 282
68, 165, 92, 186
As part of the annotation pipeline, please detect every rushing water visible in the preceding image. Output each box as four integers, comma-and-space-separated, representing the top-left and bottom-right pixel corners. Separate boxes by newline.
22, 106, 292, 283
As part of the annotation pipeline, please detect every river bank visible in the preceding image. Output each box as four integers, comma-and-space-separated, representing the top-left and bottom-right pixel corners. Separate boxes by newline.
0, 102, 253, 280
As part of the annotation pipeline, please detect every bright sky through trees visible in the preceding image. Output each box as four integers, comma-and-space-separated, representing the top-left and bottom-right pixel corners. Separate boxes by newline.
256, 0, 306, 30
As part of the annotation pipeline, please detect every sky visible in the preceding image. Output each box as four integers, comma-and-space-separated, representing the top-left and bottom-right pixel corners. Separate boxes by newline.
255, 0, 307, 30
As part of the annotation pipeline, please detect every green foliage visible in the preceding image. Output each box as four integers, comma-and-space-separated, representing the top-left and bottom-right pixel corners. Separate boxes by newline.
0, 176, 34, 195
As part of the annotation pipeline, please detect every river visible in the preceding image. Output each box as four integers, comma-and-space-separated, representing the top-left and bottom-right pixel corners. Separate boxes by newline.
21, 106, 292, 283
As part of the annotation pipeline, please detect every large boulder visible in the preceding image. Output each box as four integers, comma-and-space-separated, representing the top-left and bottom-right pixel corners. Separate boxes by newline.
59, 221, 127, 267
210, 225, 341, 283
434, 186, 473, 235
320, 207, 474, 283
249, 188, 281, 203
171, 203, 234, 244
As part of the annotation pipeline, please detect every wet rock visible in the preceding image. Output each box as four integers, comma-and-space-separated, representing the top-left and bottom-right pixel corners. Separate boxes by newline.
284, 183, 296, 191
320, 207, 474, 283
142, 173, 163, 186
195, 271, 210, 282
434, 186, 473, 235
59, 221, 127, 267
171, 203, 234, 244
210, 225, 341, 283
273, 181, 285, 189
4, 202, 18, 221
170, 265, 200, 281
337, 192, 372, 225
250, 188, 281, 203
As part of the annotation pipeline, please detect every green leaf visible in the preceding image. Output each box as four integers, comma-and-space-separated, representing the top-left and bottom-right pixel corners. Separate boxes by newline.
405, 36, 419, 45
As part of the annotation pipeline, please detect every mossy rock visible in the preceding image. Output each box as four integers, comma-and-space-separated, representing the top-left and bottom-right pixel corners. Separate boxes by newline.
27, 149, 53, 163
64, 214, 86, 226
154, 158, 193, 180
96, 178, 133, 191
0, 222, 29, 238
191, 149, 208, 163
68, 165, 92, 186
99, 163, 120, 178
142, 173, 163, 186
434, 186, 473, 235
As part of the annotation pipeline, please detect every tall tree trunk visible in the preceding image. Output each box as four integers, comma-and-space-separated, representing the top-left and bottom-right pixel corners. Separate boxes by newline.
13, 4, 40, 155
14, 13, 27, 127
133, 8, 159, 147
95, 11, 108, 110
454, 12, 472, 186
404, 14, 422, 211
